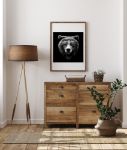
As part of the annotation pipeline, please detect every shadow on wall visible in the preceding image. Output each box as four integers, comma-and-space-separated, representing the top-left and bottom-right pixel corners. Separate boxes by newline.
114, 91, 123, 123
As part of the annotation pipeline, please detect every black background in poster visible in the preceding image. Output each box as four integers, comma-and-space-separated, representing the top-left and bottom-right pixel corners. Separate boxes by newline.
53, 32, 83, 62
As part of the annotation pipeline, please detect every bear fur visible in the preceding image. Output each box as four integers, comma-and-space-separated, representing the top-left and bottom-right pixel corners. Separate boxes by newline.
58, 35, 79, 60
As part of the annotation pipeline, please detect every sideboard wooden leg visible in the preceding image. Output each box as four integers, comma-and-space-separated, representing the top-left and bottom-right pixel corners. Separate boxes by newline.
76, 124, 79, 128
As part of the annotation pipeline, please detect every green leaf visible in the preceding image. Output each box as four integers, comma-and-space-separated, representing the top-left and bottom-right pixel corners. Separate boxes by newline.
87, 79, 127, 119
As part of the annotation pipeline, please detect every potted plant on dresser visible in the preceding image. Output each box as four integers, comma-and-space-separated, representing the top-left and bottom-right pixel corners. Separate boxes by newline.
94, 70, 105, 82
88, 79, 127, 136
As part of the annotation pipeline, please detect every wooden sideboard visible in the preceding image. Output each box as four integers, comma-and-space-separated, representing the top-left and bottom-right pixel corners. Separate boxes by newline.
44, 82, 110, 128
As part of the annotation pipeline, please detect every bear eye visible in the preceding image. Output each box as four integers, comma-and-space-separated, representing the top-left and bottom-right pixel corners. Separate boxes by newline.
61, 41, 67, 46
71, 43, 76, 47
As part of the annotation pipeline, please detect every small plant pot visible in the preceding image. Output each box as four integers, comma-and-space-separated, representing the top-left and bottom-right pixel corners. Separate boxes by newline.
94, 74, 104, 82
95, 119, 117, 136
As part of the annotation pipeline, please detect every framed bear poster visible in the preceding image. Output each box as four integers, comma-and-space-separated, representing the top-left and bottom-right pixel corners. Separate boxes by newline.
50, 22, 86, 71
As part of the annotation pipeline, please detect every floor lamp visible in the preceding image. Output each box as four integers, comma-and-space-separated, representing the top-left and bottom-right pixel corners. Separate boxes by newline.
8, 45, 38, 125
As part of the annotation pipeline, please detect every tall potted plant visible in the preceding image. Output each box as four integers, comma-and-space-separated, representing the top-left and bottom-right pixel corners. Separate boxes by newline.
88, 79, 127, 136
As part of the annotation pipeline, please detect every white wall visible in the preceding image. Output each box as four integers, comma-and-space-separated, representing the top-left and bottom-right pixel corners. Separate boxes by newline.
0, 0, 3, 127
122, 0, 127, 128
5, 0, 123, 123
0, 0, 7, 128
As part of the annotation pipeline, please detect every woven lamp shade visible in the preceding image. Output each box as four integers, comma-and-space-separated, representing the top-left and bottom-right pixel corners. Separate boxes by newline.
8, 45, 38, 61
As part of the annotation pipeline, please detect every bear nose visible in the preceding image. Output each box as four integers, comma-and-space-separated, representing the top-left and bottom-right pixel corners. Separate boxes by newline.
66, 48, 70, 52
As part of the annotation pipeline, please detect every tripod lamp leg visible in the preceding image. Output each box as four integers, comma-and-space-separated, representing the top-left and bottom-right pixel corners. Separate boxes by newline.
23, 61, 31, 125
11, 63, 23, 124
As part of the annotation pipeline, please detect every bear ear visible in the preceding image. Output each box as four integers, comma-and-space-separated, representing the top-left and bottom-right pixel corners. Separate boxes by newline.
58, 35, 62, 39
58, 35, 67, 39
73, 35, 79, 40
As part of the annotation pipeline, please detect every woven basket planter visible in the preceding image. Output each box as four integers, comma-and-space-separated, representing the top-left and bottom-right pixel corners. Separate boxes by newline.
95, 119, 117, 136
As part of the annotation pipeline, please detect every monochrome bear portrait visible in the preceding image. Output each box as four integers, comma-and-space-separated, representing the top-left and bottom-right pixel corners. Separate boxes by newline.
53, 32, 83, 62
58, 35, 79, 60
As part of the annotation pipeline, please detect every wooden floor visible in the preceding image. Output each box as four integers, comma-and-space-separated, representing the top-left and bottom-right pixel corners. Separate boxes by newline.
0, 125, 127, 150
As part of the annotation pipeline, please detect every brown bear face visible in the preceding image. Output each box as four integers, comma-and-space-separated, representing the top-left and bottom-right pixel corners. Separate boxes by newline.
58, 35, 79, 60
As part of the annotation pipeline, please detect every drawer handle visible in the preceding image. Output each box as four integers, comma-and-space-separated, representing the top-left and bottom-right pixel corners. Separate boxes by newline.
60, 94, 64, 98
60, 86, 64, 89
60, 110, 64, 113
92, 110, 96, 113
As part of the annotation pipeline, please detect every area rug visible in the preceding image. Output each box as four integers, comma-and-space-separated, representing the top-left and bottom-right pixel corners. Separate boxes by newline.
4, 128, 127, 144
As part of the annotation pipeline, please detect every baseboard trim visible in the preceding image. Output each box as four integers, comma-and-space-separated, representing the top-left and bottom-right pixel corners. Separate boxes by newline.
7, 119, 44, 124
0, 120, 7, 128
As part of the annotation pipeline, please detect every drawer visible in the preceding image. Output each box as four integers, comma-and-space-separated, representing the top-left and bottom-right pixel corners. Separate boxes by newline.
78, 91, 108, 105
46, 90, 76, 100
46, 107, 76, 123
78, 106, 99, 124
78, 84, 109, 91
46, 98, 76, 106
46, 83, 77, 90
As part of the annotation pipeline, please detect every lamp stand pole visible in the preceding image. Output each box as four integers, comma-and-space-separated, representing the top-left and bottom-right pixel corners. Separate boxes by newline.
11, 61, 31, 125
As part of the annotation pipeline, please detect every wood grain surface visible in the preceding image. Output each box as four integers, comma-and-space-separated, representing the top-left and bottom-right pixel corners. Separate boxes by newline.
44, 82, 110, 127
